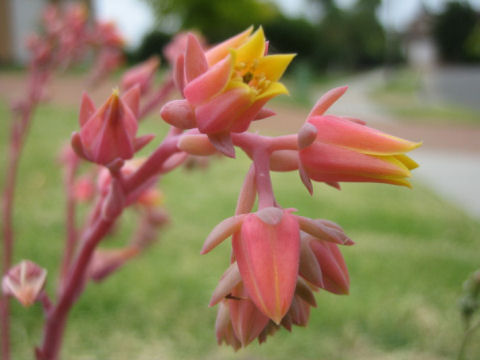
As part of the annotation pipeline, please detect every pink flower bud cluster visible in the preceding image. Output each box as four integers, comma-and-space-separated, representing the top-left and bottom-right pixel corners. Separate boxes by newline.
154, 27, 421, 349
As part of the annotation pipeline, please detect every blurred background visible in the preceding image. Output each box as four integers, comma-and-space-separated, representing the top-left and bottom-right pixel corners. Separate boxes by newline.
1, 0, 480, 359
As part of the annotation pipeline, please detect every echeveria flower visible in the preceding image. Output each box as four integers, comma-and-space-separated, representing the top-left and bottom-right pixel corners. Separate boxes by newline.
299, 86, 421, 188
161, 27, 294, 154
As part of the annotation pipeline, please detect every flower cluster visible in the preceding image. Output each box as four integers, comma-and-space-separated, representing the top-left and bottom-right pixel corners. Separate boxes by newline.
158, 27, 420, 349
2, 22, 422, 360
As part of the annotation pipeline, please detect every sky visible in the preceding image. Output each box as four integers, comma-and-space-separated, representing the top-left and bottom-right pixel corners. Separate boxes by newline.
94, 0, 480, 48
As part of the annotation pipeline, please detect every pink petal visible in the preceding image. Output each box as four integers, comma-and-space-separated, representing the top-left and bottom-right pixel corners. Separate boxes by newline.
195, 87, 252, 134
233, 211, 300, 324
184, 33, 208, 83
184, 55, 232, 107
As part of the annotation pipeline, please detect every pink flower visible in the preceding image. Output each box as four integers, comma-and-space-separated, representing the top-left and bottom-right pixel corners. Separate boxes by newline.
2, 260, 47, 307
299, 86, 421, 188
161, 28, 294, 146
232, 208, 300, 324
71, 86, 153, 166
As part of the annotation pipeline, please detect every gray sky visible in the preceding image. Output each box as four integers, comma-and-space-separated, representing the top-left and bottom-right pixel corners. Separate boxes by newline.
94, 0, 480, 48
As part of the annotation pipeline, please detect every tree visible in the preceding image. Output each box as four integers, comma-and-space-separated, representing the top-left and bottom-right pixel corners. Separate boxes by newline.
433, 1, 479, 62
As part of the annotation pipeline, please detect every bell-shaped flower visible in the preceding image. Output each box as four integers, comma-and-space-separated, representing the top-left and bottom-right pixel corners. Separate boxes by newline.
2, 260, 47, 307
162, 28, 294, 154
232, 207, 300, 324
72, 86, 153, 166
299, 86, 421, 188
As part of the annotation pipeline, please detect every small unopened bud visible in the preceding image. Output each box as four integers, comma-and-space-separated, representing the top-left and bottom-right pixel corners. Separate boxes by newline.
298, 122, 317, 149
2, 260, 47, 307
269, 150, 299, 172
160, 99, 196, 129
89, 247, 139, 282
178, 134, 217, 156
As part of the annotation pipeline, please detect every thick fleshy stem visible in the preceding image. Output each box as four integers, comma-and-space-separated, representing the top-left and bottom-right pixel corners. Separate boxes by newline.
252, 147, 275, 209
138, 77, 175, 120
231, 132, 299, 210
36, 216, 115, 360
124, 135, 180, 193
35, 133, 181, 360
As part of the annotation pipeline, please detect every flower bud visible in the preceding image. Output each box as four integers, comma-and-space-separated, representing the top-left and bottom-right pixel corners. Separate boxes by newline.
2, 260, 47, 307
233, 208, 300, 324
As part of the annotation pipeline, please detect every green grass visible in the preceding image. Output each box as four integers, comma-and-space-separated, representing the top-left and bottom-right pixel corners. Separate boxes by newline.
370, 68, 479, 124
1, 99, 480, 360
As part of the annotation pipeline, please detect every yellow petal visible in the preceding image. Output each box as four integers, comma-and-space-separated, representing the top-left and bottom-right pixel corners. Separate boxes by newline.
395, 154, 419, 170
235, 27, 266, 65
381, 134, 423, 154
256, 81, 288, 100
256, 54, 296, 82
373, 155, 411, 177
205, 26, 253, 66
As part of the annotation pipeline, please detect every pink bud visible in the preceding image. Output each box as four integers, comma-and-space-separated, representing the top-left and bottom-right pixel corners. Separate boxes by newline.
78, 88, 140, 166
289, 295, 311, 326
309, 239, 350, 295
228, 283, 270, 346
233, 208, 300, 324
269, 150, 299, 172
215, 302, 241, 350
89, 247, 139, 282
160, 99, 196, 129
299, 106, 421, 187
209, 262, 242, 307
2, 260, 47, 307
178, 134, 217, 156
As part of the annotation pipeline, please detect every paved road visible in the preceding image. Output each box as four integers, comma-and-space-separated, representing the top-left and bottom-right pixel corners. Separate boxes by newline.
424, 66, 480, 111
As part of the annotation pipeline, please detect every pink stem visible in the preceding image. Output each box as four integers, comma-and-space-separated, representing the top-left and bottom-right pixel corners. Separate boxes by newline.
36, 134, 181, 360
138, 77, 175, 120
252, 148, 276, 209
37, 217, 115, 360
58, 160, 79, 293
1, 70, 44, 359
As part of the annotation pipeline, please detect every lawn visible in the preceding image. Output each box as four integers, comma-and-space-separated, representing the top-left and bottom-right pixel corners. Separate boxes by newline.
370, 68, 479, 125
1, 97, 479, 360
